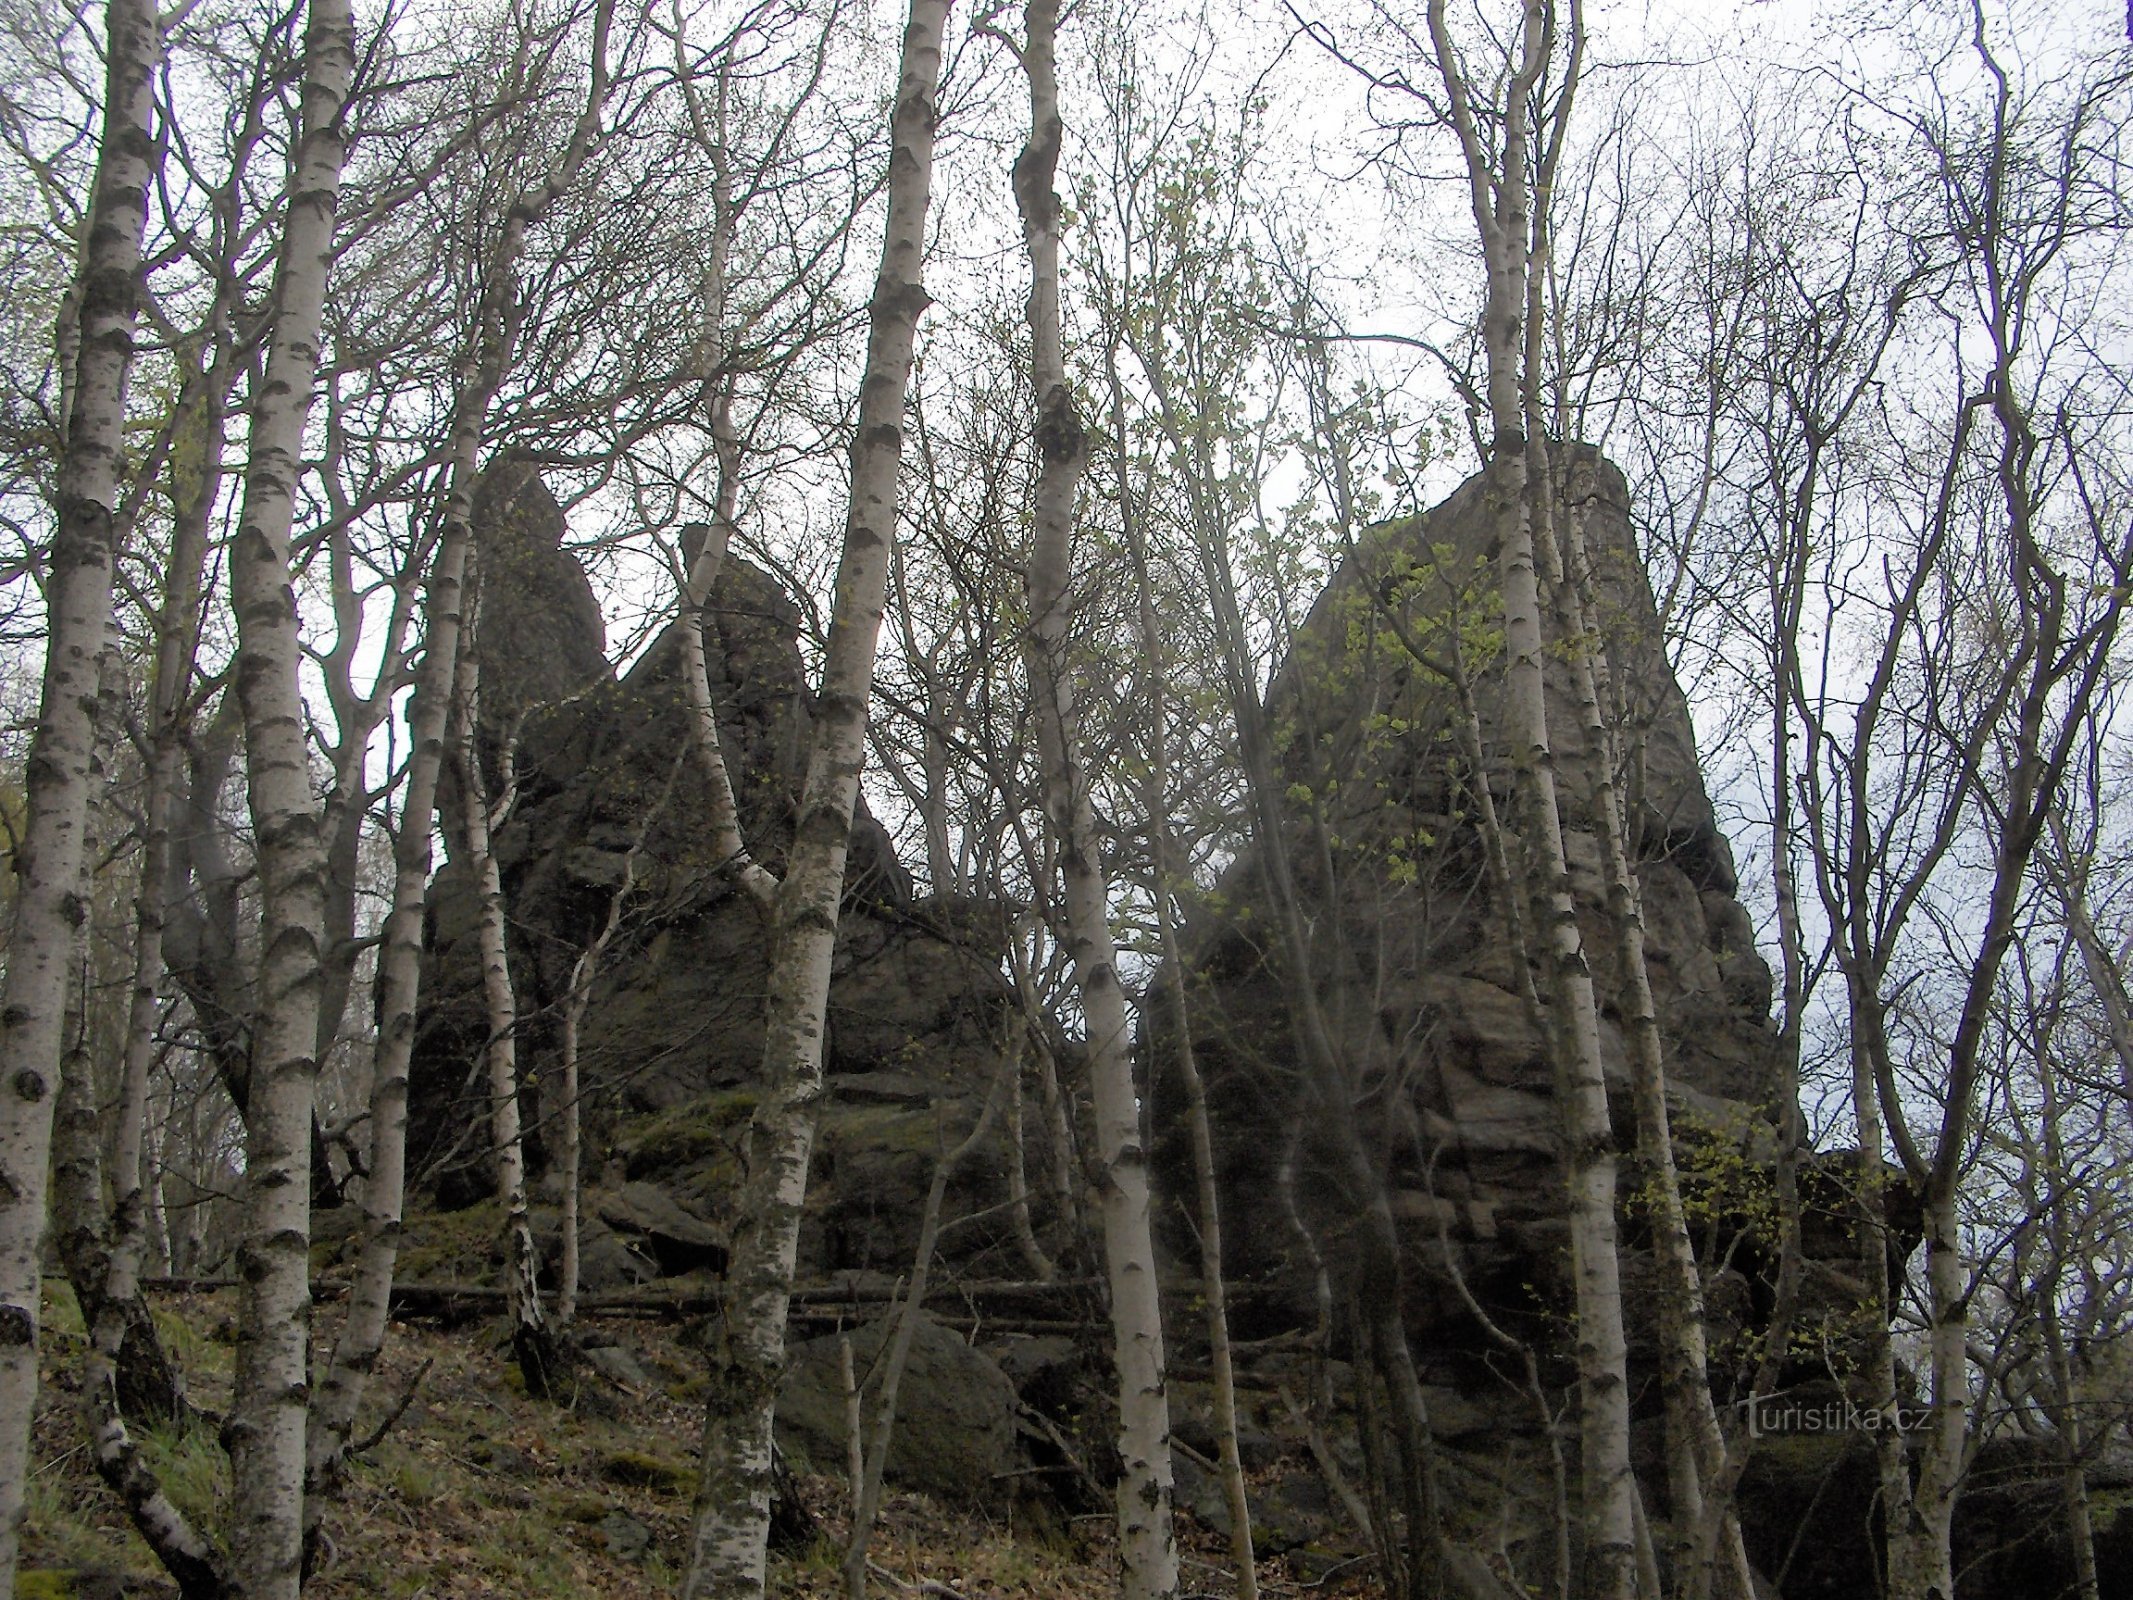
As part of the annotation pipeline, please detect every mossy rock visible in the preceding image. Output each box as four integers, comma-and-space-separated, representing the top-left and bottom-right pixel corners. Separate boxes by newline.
550, 1494, 616, 1525
817, 1099, 960, 1157
14, 1571, 129, 1600
776, 1311, 1022, 1506
395, 1199, 506, 1283
597, 1449, 691, 1493
617, 1090, 760, 1180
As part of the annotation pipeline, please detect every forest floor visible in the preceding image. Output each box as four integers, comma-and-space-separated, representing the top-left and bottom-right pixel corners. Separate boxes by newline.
20, 1284, 1375, 1599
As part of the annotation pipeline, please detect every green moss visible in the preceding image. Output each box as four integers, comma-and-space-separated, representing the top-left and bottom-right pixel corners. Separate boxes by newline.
598, 1449, 690, 1492
395, 1200, 504, 1284
15, 1570, 76, 1600
617, 1090, 760, 1179
817, 1100, 940, 1156
551, 1494, 615, 1524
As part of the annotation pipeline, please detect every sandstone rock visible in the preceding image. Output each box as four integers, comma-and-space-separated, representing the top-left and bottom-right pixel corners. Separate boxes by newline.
593, 1182, 728, 1277
579, 1338, 652, 1390
599, 1509, 654, 1562
777, 1312, 1024, 1505
1174, 1455, 1347, 1557
985, 1332, 1084, 1415
407, 467, 1053, 1281
1152, 449, 1788, 1358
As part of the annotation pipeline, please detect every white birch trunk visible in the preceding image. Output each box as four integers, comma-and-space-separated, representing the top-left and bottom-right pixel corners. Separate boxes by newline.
842, 1081, 1005, 1600
1109, 312, 1253, 1600
220, 0, 355, 1591
678, 511, 776, 907
67, 709, 219, 1597
451, 649, 559, 1394
305, 0, 609, 1447
1001, 1040, 1057, 1281
303, 510, 472, 1518
668, 58, 778, 910
678, 4, 948, 1592
0, 0, 158, 1579
51, 644, 208, 1595
87, 338, 229, 1443
1542, 468, 1739, 1597
1131, 271, 1447, 1600
1003, 0, 1176, 1591
53, 613, 183, 1440
556, 818, 645, 1324
557, 954, 592, 1327
1422, 4, 1635, 1593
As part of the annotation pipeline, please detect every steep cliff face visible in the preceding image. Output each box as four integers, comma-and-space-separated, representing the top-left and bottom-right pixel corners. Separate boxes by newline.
405, 468, 1040, 1283
1154, 449, 1787, 1364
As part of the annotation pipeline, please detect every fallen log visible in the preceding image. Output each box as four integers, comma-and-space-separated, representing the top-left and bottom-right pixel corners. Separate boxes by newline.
130, 1274, 1108, 1333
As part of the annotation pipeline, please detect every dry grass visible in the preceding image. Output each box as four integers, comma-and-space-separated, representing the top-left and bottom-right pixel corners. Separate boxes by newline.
22, 1285, 1373, 1599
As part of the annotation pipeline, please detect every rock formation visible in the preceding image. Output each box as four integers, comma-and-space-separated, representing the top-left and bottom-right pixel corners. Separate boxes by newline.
394, 455, 2121, 1597
1153, 447, 1786, 1348
1143, 446, 1817, 1584
405, 464, 1046, 1285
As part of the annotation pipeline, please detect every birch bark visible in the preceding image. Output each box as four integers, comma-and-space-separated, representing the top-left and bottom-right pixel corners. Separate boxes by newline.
1421, 4, 1636, 1594
1108, 321, 1253, 1600
1000, 0, 1176, 1590
102, 336, 229, 1427
1540, 468, 1743, 1599
450, 649, 561, 1394
0, 0, 158, 1582
678, 2, 948, 1591
1097, 142, 1443, 1597
308, 0, 610, 1467
220, 0, 356, 1591
302, 507, 471, 1530
842, 1077, 1005, 1600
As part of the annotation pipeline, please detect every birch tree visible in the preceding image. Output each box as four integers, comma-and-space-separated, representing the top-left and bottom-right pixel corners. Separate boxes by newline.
1516, 82, 1748, 1593
986, 0, 1177, 1588
1410, 3, 1643, 1593
1795, 150, 2130, 1600
448, 637, 561, 1392
0, 0, 159, 1582
1077, 49, 1454, 1589
312, 0, 616, 1453
218, 0, 356, 1589
1113, 369, 1256, 1600
678, 0, 949, 1590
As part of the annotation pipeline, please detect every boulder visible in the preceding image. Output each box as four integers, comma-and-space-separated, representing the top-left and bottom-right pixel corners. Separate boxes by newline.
1175, 1454, 1347, 1557
593, 1182, 728, 1277
599, 1509, 654, 1563
776, 1312, 1024, 1505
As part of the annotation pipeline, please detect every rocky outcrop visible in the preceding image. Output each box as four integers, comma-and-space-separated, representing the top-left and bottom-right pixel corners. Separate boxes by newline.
1153, 448, 1788, 1354
400, 458, 2120, 1596
406, 468, 1046, 1283
1145, 450, 2131, 1596
1144, 448, 1807, 1587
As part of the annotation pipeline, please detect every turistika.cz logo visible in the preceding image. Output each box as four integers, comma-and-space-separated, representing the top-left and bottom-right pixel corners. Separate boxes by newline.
1742, 1396, 1933, 1438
